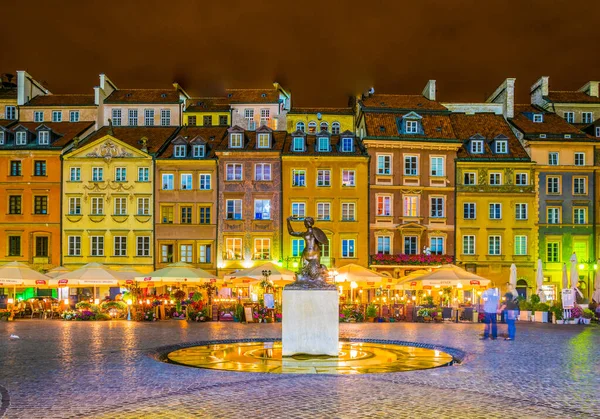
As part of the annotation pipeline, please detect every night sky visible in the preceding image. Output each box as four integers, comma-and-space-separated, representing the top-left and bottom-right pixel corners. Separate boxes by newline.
2, 0, 599, 106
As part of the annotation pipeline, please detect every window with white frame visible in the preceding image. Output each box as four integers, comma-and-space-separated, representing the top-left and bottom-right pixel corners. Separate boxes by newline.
254, 238, 270, 260
317, 136, 330, 152
92, 167, 103, 182
4, 106, 16, 120
574, 208, 587, 224
547, 176, 560, 194
70, 167, 81, 181
34, 111, 43, 122
342, 169, 355, 187
291, 239, 305, 257
114, 197, 127, 215
514, 236, 527, 256
342, 239, 356, 258
463, 172, 476, 185
489, 203, 502, 220
404, 155, 418, 176
52, 110, 62, 122
138, 167, 149, 182
128, 109, 138, 126
574, 177, 586, 194
38, 131, 50, 145
292, 136, 305, 152
255, 163, 271, 181
471, 140, 484, 154
91, 236, 104, 256
377, 154, 391, 175
332, 122, 341, 134
342, 202, 355, 221
137, 237, 150, 256
340, 137, 353, 152
547, 207, 560, 224
533, 113, 543, 123
111, 109, 121, 125
260, 109, 270, 126
515, 172, 528, 185
292, 169, 306, 186
574, 152, 585, 166
376, 195, 391, 216
115, 167, 127, 182
68, 236, 81, 256
296, 121, 305, 132
291, 202, 306, 218
69, 111, 80, 122
160, 109, 171, 126
144, 109, 154, 126
564, 112, 574, 123
199, 244, 211, 263
16, 131, 26, 145
430, 197, 444, 218
463, 202, 476, 219
174, 144, 186, 158
179, 244, 193, 262
548, 152, 559, 165
308, 121, 317, 133
404, 236, 418, 255
430, 237, 444, 255
180, 173, 193, 190
229, 133, 243, 148
320, 121, 328, 132
114, 236, 127, 256
377, 236, 391, 254
463, 235, 475, 255
91, 197, 104, 215
162, 173, 174, 190
489, 172, 502, 185
488, 236, 501, 255
226, 163, 243, 181
405, 120, 419, 134
199, 173, 211, 190
257, 133, 270, 148
317, 170, 331, 187
495, 140, 508, 154
430, 156, 444, 177
403, 196, 418, 217
192, 145, 205, 158
226, 199, 242, 220
317, 202, 330, 220
515, 203, 528, 220
321, 236, 330, 258
69, 197, 81, 215
226, 238, 243, 259
582, 112, 593, 124
137, 197, 150, 215
244, 109, 255, 130
254, 199, 271, 220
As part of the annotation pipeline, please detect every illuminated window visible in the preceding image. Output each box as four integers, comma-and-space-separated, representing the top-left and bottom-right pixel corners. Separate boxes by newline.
253, 238, 270, 260
225, 238, 242, 260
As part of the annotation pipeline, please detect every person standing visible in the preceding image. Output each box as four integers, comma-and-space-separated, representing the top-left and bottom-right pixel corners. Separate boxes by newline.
480, 287, 500, 340
501, 292, 518, 341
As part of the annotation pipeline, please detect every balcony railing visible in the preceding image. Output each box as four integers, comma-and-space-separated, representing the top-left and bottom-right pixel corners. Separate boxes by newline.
370, 253, 454, 266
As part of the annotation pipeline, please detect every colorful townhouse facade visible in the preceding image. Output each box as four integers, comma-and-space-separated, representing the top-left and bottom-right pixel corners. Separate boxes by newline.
227, 84, 291, 131
183, 97, 230, 127
61, 126, 178, 273
215, 126, 286, 275
154, 126, 226, 273
281, 128, 369, 271
356, 82, 461, 278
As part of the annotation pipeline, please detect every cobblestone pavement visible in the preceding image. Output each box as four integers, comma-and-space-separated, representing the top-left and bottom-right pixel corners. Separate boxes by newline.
0, 320, 599, 419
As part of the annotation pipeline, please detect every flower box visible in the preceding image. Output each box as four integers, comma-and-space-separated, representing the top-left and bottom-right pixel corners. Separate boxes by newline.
534, 312, 549, 323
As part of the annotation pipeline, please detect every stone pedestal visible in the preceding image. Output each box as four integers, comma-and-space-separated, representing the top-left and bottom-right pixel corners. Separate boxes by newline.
282, 288, 339, 357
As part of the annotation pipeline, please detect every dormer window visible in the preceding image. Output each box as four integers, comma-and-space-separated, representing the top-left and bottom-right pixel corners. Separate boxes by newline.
308, 121, 317, 133
296, 122, 305, 132
292, 137, 305, 152
320, 122, 329, 132
564, 134, 571, 139
332, 122, 341, 135
471, 139, 484, 154
193, 145, 205, 158
533, 114, 543, 123
341, 137, 353, 152
16, 131, 27, 145
174, 145, 186, 158
38, 131, 50, 145
540, 134, 547, 139
257, 133, 270, 149
230, 133, 243, 148
317, 137, 330, 152
495, 140, 508, 154
405, 120, 419, 134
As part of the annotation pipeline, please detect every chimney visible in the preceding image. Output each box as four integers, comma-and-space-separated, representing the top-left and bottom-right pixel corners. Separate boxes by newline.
530, 76, 549, 107
579, 81, 600, 98
422, 80, 436, 101
485, 78, 515, 119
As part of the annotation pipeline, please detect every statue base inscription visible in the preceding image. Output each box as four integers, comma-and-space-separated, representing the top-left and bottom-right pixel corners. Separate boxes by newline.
282, 288, 339, 357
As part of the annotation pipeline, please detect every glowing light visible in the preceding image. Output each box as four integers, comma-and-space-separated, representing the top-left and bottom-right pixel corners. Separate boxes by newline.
217, 262, 226, 269
7, 298, 14, 304
170, 300, 174, 304
350, 281, 358, 289
94, 299, 100, 305
243, 260, 253, 269
64, 299, 69, 305
411, 296, 416, 301
434, 285, 441, 288
292, 262, 299, 268
126, 299, 132, 305
271, 259, 282, 267
146, 299, 150, 305
579, 264, 585, 270
457, 283, 463, 289
594, 264, 598, 270
438, 291, 443, 296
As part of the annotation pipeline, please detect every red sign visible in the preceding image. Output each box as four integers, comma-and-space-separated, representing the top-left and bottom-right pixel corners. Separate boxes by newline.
243, 279, 252, 283
386, 278, 393, 283
125, 280, 133, 285
410, 281, 417, 286
386, 285, 391, 289
367, 281, 375, 286
210, 278, 217, 283
144, 277, 152, 281
35, 280, 46, 285
470, 280, 480, 285
58, 279, 68, 285
423, 285, 432, 290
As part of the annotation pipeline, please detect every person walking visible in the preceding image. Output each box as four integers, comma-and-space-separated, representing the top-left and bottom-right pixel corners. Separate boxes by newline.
501, 293, 518, 341
480, 287, 500, 340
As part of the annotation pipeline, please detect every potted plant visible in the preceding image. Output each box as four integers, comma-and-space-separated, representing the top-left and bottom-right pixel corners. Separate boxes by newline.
570, 305, 583, 324
366, 304, 378, 322
518, 299, 532, 321
549, 304, 563, 324
533, 303, 550, 323
234, 303, 244, 322
582, 309, 593, 325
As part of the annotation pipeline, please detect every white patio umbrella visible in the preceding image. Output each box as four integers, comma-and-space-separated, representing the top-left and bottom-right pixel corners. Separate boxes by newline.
569, 252, 584, 299
509, 263, 518, 298
562, 264, 569, 290
223, 262, 296, 287
535, 259, 546, 302
51, 263, 127, 300
0, 261, 50, 299
334, 263, 385, 287
45, 266, 70, 279
136, 261, 215, 284
592, 260, 600, 303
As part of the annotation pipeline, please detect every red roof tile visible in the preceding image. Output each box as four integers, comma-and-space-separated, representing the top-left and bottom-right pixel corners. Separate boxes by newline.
360, 94, 447, 111
24, 94, 95, 107
545, 91, 600, 104
0, 87, 17, 100
158, 126, 228, 158
364, 113, 458, 140
510, 105, 586, 137
8, 121, 94, 148
185, 97, 230, 112
82, 126, 179, 154
225, 89, 280, 104
104, 89, 180, 104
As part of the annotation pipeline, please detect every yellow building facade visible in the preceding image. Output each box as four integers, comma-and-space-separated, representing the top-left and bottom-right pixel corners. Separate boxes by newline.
286, 108, 355, 134
183, 98, 230, 127
61, 127, 177, 273
281, 131, 369, 271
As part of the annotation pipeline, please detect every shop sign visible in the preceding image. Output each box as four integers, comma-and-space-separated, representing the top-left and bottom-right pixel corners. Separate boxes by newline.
58, 279, 68, 285
423, 285, 432, 290
125, 280, 133, 285
470, 280, 480, 285
143, 277, 152, 281
35, 280, 47, 285
210, 278, 217, 283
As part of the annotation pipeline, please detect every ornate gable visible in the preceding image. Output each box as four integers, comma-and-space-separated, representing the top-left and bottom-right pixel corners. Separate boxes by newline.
67, 135, 148, 162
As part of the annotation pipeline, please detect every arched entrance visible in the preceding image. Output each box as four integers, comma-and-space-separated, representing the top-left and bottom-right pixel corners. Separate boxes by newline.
516, 279, 528, 299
